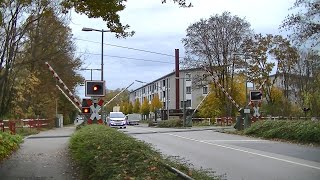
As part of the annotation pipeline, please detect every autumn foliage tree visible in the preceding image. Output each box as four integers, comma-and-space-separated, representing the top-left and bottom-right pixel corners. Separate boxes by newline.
140, 98, 150, 119
198, 76, 246, 118
0, 1, 83, 123
183, 12, 252, 116
150, 94, 162, 112
133, 99, 141, 113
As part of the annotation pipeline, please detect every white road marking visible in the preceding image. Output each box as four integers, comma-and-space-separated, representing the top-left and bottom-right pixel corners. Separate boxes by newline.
202, 139, 268, 142
166, 133, 320, 170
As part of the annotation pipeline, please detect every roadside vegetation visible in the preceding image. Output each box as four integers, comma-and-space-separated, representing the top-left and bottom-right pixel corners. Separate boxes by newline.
157, 119, 183, 128
15, 128, 40, 137
0, 132, 23, 162
243, 120, 320, 145
69, 125, 218, 179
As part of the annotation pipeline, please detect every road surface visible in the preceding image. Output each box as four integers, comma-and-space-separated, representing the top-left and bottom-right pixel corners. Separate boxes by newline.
123, 125, 320, 180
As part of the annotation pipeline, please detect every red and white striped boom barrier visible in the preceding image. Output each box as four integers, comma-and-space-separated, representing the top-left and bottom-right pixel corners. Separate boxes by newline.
45, 62, 82, 109
203, 67, 242, 111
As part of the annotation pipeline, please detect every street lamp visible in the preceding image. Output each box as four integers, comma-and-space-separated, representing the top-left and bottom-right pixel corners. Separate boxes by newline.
82, 27, 111, 81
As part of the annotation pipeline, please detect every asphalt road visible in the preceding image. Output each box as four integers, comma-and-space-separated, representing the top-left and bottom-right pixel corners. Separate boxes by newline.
123, 125, 320, 180
0, 127, 78, 180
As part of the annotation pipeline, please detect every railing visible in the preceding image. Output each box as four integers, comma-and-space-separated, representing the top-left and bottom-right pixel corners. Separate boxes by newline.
215, 117, 235, 126
192, 118, 212, 125
0, 119, 50, 134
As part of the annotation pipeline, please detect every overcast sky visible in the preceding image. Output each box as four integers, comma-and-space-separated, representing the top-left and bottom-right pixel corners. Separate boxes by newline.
70, 0, 295, 97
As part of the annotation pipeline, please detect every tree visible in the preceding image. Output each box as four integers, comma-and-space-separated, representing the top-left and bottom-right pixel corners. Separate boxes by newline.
242, 34, 299, 103
127, 102, 133, 114
140, 97, 150, 118
123, 102, 128, 115
150, 94, 162, 112
198, 76, 246, 118
0, 0, 83, 121
103, 89, 129, 113
281, 0, 320, 47
182, 12, 252, 116
133, 99, 141, 113
60, 0, 191, 38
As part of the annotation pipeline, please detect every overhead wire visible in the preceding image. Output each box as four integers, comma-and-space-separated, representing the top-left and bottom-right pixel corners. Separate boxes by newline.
73, 37, 185, 59
76, 51, 175, 64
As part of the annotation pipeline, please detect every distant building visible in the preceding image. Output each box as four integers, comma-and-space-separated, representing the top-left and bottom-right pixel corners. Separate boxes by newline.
129, 68, 209, 117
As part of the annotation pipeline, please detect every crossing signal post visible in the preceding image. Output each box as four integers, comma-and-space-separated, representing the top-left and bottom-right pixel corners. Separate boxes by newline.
82, 107, 90, 114
83, 81, 105, 124
250, 91, 262, 101
85, 80, 105, 97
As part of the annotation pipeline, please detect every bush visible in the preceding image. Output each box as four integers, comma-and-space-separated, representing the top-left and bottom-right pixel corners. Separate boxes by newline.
69, 125, 216, 179
0, 132, 23, 161
158, 119, 183, 128
244, 120, 320, 144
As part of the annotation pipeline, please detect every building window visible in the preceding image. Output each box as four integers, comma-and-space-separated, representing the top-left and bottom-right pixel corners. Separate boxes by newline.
163, 91, 166, 98
181, 100, 192, 108
163, 79, 166, 87
163, 102, 166, 108
186, 86, 191, 94
186, 73, 191, 81
143, 88, 145, 94
186, 100, 191, 107
203, 86, 208, 94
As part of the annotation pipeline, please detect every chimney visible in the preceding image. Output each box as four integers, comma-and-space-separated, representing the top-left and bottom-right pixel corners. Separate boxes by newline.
175, 49, 180, 110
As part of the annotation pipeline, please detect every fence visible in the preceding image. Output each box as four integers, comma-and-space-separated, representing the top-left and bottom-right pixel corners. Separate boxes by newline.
192, 118, 212, 125
0, 119, 50, 134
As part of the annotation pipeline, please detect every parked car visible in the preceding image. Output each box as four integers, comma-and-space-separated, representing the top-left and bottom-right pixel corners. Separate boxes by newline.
108, 112, 126, 129
126, 113, 141, 125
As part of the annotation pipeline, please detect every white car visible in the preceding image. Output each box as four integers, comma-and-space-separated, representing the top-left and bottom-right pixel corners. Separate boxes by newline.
108, 112, 126, 129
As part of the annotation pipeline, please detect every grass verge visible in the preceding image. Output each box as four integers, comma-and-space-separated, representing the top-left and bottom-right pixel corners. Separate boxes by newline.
69, 125, 218, 179
15, 128, 40, 137
243, 120, 320, 144
0, 132, 23, 161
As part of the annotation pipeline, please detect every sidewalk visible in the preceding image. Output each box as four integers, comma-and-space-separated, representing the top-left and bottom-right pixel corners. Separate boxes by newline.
0, 126, 78, 180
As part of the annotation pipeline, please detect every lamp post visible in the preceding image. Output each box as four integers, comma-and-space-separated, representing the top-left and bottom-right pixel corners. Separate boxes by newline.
82, 27, 111, 81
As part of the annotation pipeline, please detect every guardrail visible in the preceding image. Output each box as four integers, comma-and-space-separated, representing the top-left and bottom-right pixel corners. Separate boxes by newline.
0, 119, 50, 134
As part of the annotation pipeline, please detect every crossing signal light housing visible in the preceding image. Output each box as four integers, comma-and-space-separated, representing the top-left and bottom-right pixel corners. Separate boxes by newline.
85, 80, 105, 97
250, 90, 262, 101
82, 107, 90, 114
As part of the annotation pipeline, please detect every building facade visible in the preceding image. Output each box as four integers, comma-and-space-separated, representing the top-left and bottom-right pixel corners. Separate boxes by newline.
129, 68, 209, 112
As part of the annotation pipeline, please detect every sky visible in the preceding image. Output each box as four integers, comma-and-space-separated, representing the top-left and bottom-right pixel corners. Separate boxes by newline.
70, 0, 296, 98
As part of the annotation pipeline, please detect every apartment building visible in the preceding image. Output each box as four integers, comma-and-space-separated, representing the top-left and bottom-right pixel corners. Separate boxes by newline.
129, 68, 209, 113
